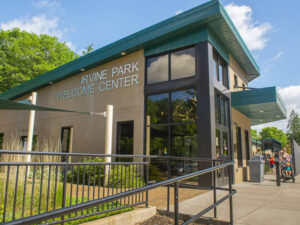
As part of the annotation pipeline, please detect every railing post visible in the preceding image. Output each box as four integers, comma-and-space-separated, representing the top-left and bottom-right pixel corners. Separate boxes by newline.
275, 159, 281, 186
145, 157, 149, 207
62, 155, 68, 224
228, 164, 233, 225
167, 157, 171, 212
174, 182, 179, 225
213, 160, 217, 218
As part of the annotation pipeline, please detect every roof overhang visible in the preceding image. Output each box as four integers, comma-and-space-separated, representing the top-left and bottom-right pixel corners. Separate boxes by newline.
231, 87, 287, 126
0, 0, 260, 100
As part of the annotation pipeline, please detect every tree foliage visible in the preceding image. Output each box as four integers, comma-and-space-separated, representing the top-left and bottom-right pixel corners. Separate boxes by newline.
259, 127, 288, 147
251, 129, 260, 140
287, 109, 300, 145
0, 28, 78, 93
81, 43, 94, 55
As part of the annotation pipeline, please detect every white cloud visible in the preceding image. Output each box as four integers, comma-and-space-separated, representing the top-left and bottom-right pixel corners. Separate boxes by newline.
274, 51, 282, 60
225, 3, 272, 51
65, 41, 76, 51
33, 0, 59, 9
0, 14, 75, 50
252, 85, 300, 132
176, 10, 184, 15
0, 15, 62, 37
33, 0, 62, 14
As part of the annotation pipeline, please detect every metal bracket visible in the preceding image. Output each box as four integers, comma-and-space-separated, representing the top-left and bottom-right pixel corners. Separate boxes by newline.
90, 111, 107, 117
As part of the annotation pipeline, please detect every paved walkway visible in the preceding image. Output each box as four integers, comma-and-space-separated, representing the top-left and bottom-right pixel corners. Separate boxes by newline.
170, 174, 300, 225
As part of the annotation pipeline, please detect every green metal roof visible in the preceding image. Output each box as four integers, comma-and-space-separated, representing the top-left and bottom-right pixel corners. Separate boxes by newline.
0, 99, 89, 114
231, 87, 287, 126
0, 0, 260, 100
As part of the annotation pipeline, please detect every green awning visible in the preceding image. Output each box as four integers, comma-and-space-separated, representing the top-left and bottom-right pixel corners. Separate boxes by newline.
231, 87, 287, 126
0, 99, 90, 114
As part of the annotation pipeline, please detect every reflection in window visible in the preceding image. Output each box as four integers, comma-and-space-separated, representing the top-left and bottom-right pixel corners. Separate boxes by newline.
215, 94, 220, 124
146, 88, 198, 180
215, 93, 229, 127
171, 124, 197, 157
223, 132, 228, 157
216, 129, 221, 159
171, 48, 195, 80
171, 89, 197, 123
147, 54, 169, 84
147, 93, 169, 124
149, 126, 168, 181
220, 96, 226, 126
212, 51, 228, 88
150, 126, 168, 156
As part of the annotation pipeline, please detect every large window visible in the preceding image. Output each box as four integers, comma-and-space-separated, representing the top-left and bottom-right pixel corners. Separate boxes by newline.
215, 93, 229, 126
212, 51, 228, 88
215, 93, 230, 160
146, 54, 168, 84
146, 89, 197, 178
146, 47, 195, 84
146, 89, 197, 156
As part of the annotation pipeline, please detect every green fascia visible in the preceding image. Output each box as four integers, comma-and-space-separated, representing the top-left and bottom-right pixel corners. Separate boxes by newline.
207, 27, 229, 63
218, 2, 260, 80
145, 26, 229, 64
231, 87, 287, 126
0, 0, 259, 100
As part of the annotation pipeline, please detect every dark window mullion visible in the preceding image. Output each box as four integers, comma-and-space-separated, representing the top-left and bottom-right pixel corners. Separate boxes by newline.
168, 53, 171, 81
168, 92, 171, 157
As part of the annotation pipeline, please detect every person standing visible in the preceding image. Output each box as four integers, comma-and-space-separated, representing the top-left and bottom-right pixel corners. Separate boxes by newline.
270, 155, 275, 173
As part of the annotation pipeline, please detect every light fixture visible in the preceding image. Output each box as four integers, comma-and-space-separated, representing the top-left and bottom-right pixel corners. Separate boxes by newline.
259, 110, 264, 113
49, 81, 53, 85
259, 119, 263, 122
80, 68, 85, 72
276, 115, 280, 118
121, 52, 126, 56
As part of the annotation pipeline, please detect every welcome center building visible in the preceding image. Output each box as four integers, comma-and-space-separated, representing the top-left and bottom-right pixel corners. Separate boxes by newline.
0, 0, 287, 184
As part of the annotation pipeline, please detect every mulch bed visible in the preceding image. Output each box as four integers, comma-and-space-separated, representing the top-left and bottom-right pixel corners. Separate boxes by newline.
136, 214, 202, 225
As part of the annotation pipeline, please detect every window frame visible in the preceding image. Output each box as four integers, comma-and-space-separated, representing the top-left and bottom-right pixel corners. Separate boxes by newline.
212, 50, 229, 89
145, 88, 197, 158
146, 45, 196, 85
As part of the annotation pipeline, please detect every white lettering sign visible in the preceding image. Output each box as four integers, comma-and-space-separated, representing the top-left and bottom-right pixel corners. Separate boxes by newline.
56, 61, 140, 100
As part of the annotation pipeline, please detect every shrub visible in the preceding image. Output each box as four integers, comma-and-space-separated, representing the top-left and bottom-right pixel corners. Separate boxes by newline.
66, 157, 144, 188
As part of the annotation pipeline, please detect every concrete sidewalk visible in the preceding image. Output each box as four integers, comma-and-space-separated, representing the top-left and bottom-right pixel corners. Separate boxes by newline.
171, 174, 300, 225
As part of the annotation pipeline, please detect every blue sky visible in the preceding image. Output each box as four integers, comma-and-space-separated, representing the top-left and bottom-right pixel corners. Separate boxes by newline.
0, 0, 299, 131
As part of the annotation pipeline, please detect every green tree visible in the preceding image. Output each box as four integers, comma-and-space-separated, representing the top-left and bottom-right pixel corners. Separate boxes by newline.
259, 127, 288, 147
81, 43, 94, 55
251, 129, 260, 140
287, 109, 300, 144
0, 28, 78, 93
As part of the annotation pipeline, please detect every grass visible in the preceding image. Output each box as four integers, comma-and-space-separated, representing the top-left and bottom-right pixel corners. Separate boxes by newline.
0, 137, 137, 224
0, 169, 133, 224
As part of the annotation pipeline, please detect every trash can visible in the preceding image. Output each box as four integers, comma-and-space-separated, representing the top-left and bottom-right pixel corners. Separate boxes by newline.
248, 155, 265, 182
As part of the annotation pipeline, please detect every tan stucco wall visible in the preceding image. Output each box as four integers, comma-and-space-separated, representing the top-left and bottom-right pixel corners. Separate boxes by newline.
0, 50, 145, 155
229, 55, 248, 92
231, 108, 252, 183
229, 55, 252, 184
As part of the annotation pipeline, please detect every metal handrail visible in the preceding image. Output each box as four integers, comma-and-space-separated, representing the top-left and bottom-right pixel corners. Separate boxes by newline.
4, 161, 235, 225
0, 150, 231, 162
